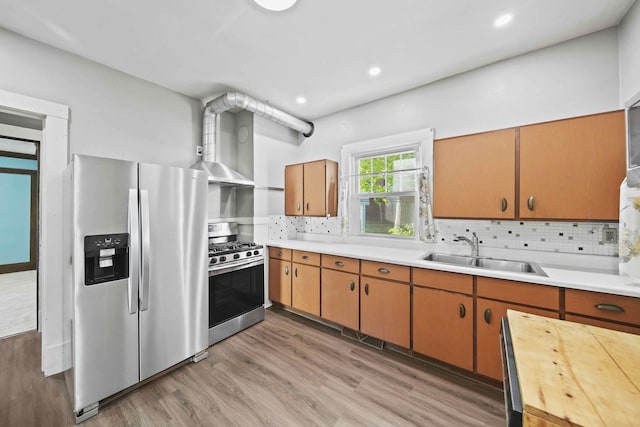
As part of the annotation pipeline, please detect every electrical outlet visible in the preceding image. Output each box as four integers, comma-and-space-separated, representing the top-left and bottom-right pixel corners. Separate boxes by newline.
602, 228, 617, 244
196, 145, 203, 156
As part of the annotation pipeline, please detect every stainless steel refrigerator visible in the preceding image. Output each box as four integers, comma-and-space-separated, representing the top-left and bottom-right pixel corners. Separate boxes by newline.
63, 154, 208, 422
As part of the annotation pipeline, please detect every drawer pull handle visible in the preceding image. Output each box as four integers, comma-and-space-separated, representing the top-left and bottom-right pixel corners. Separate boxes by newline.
350, 281, 355, 292
378, 267, 390, 274
276, 251, 282, 256
284, 266, 289, 275
594, 303, 624, 313
302, 255, 309, 260
364, 283, 369, 295
527, 195, 535, 211
459, 303, 466, 318
501, 198, 508, 212
484, 308, 492, 324
335, 261, 345, 267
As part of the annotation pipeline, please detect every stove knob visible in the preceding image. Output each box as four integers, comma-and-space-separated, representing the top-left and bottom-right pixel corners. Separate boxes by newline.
220, 256, 226, 262
253, 250, 259, 255
233, 254, 240, 260
211, 258, 217, 264
246, 251, 252, 257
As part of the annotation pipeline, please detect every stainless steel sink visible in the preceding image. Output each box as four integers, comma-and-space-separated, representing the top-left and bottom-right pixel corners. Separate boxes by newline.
422, 253, 546, 276
422, 253, 475, 266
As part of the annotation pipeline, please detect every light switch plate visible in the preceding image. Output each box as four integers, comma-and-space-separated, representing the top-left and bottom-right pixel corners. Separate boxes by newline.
602, 228, 617, 244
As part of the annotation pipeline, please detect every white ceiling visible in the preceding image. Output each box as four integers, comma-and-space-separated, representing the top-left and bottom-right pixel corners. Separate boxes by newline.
0, 0, 635, 119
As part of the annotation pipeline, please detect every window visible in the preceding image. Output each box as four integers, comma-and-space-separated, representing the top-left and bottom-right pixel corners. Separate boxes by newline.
340, 128, 434, 240
357, 150, 417, 236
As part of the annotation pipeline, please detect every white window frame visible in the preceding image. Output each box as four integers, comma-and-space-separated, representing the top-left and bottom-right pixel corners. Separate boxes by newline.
340, 128, 434, 240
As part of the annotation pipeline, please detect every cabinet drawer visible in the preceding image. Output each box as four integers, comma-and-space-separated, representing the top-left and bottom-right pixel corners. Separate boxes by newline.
412, 268, 473, 295
565, 289, 640, 325
565, 314, 640, 335
269, 247, 291, 260
477, 277, 559, 310
361, 260, 410, 283
292, 250, 320, 266
321, 254, 360, 274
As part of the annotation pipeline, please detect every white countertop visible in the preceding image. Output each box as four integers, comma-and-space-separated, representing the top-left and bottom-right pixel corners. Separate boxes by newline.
266, 235, 640, 298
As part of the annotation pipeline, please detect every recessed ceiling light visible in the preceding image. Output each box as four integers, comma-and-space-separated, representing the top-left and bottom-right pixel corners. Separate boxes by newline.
494, 13, 513, 28
368, 66, 381, 77
295, 96, 306, 104
254, 0, 297, 11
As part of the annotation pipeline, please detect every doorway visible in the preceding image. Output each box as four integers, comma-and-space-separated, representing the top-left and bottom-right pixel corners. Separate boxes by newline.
0, 112, 41, 339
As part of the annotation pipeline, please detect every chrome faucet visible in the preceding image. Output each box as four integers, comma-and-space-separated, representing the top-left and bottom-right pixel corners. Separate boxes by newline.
454, 232, 479, 257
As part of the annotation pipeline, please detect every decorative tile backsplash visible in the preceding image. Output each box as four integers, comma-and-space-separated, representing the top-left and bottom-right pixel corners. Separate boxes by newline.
268, 216, 619, 257
435, 219, 618, 257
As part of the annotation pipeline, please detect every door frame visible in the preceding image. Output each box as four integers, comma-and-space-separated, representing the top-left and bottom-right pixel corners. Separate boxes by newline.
0, 89, 69, 376
0, 150, 39, 274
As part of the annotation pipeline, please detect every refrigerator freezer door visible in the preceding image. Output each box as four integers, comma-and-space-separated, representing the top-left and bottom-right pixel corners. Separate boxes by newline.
138, 163, 208, 380
71, 155, 140, 412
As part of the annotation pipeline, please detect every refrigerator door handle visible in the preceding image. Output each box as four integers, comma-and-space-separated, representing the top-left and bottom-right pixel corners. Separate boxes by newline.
140, 189, 151, 311
127, 189, 139, 315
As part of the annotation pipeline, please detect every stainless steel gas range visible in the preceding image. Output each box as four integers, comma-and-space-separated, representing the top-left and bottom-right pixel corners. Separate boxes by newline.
208, 222, 265, 346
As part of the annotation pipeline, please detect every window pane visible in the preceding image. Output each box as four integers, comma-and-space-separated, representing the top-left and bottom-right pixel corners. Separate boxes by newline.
358, 195, 415, 237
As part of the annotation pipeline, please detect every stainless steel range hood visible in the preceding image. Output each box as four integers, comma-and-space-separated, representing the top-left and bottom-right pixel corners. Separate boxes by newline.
192, 91, 314, 186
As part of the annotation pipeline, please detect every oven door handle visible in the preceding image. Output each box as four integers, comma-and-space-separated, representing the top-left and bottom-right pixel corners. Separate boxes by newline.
209, 258, 264, 276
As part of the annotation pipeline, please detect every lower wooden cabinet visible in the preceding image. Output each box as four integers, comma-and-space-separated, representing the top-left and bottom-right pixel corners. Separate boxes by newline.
360, 277, 410, 348
291, 263, 320, 316
268, 258, 291, 305
476, 298, 558, 380
321, 268, 359, 330
413, 286, 473, 371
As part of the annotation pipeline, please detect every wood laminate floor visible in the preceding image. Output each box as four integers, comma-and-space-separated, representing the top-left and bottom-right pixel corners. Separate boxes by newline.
0, 308, 504, 426
0, 270, 37, 339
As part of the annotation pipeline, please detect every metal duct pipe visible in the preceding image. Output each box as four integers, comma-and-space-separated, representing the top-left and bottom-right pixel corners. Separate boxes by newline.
202, 91, 314, 162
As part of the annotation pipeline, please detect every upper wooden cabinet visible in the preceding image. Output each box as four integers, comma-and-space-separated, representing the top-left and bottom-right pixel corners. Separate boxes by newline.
433, 110, 625, 221
285, 159, 338, 217
519, 111, 625, 220
434, 129, 516, 219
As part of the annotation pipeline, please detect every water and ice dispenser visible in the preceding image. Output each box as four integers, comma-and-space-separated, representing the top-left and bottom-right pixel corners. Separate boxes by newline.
84, 234, 129, 285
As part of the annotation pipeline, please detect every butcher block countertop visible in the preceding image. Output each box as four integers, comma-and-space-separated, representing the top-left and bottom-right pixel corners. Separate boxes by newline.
507, 310, 640, 426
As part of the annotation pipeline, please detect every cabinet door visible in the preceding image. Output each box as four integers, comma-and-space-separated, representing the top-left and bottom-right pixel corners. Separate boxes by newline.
268, 258, 291, 305
321, 269, 359, 330
285, 163, 303, 216
476, 299, 557, 380
519, 111, 625, 220
292, 263, 320, 316
303, 160, 327, 216
413, 287, 473, 371
360, 277, 410, 348
434, 129, 516, 219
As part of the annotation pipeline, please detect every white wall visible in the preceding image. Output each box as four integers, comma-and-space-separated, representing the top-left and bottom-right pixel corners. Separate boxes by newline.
619, 0, 640, 104
0, 28, 202, 166
299, 28, 620, 163
0, 28, 202, 375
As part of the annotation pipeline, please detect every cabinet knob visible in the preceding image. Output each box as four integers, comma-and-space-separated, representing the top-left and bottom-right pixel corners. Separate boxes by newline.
297, 203, 301, 211
364, 283, 369, 295
294, 267, 298, 278
501, 198, 508, 212
349, 281, 355, 292
459, 303, 466, 318
378, 267, 390, 274
484, 308, 492, 324
335, 261, 345, 267
527, 195, 535, 211
594, 303, 624, 313
306, 202, 310, 211
284, 266, 289, 275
